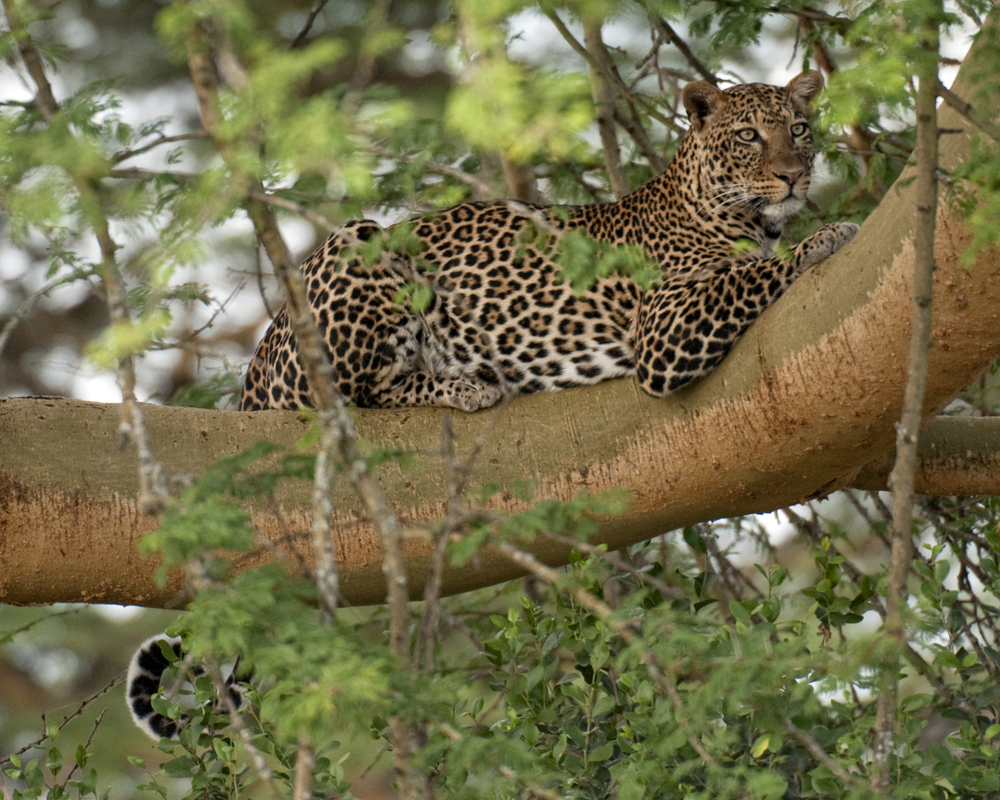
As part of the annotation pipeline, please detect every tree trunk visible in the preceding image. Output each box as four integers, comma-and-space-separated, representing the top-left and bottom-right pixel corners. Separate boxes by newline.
2, 38, 999, 608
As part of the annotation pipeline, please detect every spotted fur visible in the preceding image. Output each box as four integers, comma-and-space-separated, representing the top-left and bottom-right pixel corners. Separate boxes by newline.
240, 72, 857, 412
127, 635, 245, 740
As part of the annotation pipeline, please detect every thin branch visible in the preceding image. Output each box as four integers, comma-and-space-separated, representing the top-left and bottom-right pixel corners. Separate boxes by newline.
1, 0, 58, 119
311, 420, 342, 619
367, 143, 495, 200
499, 153, 539, 203
542, 531, 687, 601
246, 189, 338, 234
936, 79, 1000, 141
57, 710, 105, 790
647, 13, 720, 86
0, 273, 79, 360
611, 105, 669, 173
182, 16, 417, 797
293, 738, 315, 800
414, 415, 461, 672
109, 166, 196, 182
872, 14, 940, 790
205, 660, 285, 800
583, 20, 629, 199
343, 0, 392, 104
542, 8, 675, 132
493, 539, 719, 770
290, 0, 332, 49
3, 0, 169, 515
145, 283, 244, 353
497, 765, 565, 800
782, 717, 859, 786
799, 16, 888, 198
112, 132, 209, 164
772, 4, 855, 35
0, 675, 123, 767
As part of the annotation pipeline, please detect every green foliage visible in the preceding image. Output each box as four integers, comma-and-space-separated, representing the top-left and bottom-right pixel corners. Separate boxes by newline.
446, 61, 593, 161
90, 487, 1000, 800
166, 370, 243, 409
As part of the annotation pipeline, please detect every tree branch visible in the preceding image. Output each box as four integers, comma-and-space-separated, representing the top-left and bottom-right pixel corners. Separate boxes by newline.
583, 21, 629, 199
543, 9, 677, 133
872, 12, 940, 791
646, 12, 720, 86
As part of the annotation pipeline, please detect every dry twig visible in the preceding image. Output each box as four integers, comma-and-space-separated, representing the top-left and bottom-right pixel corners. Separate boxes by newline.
872, 16, 940, 789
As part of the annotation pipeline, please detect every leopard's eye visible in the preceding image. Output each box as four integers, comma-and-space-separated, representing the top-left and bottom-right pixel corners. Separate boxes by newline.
790, 122, 809, 137
736, 128, 759, 143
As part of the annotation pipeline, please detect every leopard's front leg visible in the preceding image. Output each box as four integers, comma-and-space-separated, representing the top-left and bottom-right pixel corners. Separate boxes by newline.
635, 221, 859, 396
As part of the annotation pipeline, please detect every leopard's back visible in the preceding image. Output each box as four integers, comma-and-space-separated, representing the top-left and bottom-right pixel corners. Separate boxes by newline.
239, 71, 857, 412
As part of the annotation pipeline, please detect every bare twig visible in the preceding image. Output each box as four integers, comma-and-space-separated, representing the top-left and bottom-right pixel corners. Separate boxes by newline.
872, 13, 940, 790
0, 273, 79, 360
647, 13, 720, 86
0, 675, 123, 768
583, 21, 629, 199
782, 717, 858, 785
543, 8, 676, 133
112, 132, 209, 164
290, 0, 331, 49
936, 79, 1000, 141
57, 710, 105, 790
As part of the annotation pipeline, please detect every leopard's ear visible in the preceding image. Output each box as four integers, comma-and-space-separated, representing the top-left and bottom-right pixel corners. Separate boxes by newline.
682, 81, 728, 131
786, 70, 824, 113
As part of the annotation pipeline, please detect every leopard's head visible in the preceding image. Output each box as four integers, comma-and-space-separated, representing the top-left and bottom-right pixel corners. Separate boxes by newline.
682, 71, 823, 224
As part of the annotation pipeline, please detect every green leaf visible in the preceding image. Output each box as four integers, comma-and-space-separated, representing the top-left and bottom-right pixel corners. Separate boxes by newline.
751, 734, 771, 758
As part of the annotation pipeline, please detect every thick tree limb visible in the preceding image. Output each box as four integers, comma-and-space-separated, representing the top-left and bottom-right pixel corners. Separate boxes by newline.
2, 35, 1000, 609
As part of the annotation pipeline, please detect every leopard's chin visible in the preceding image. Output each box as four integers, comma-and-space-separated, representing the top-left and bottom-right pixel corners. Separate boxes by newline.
762, 196, 805, 223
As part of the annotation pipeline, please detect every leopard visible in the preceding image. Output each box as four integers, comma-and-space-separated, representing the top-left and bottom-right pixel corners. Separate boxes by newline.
129, 72, 858, 741
237, 70, 858, 414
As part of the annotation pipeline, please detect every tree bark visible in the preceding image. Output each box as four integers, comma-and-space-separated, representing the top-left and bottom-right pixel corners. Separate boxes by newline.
2, 37, 1000, 609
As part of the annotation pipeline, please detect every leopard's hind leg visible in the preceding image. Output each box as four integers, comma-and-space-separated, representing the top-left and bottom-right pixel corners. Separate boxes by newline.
371, 371, 503, 411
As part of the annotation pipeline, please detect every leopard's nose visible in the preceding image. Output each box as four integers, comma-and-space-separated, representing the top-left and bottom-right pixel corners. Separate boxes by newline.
773, 168, 805, 186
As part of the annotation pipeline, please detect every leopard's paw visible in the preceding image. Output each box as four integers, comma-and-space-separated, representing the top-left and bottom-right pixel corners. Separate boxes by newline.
796, 221, 859, 270
447, 381, 504, 412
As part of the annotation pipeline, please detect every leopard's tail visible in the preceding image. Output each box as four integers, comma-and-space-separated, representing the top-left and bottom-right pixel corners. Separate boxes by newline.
126, 635, 185, 739
126, 635, 245, 740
